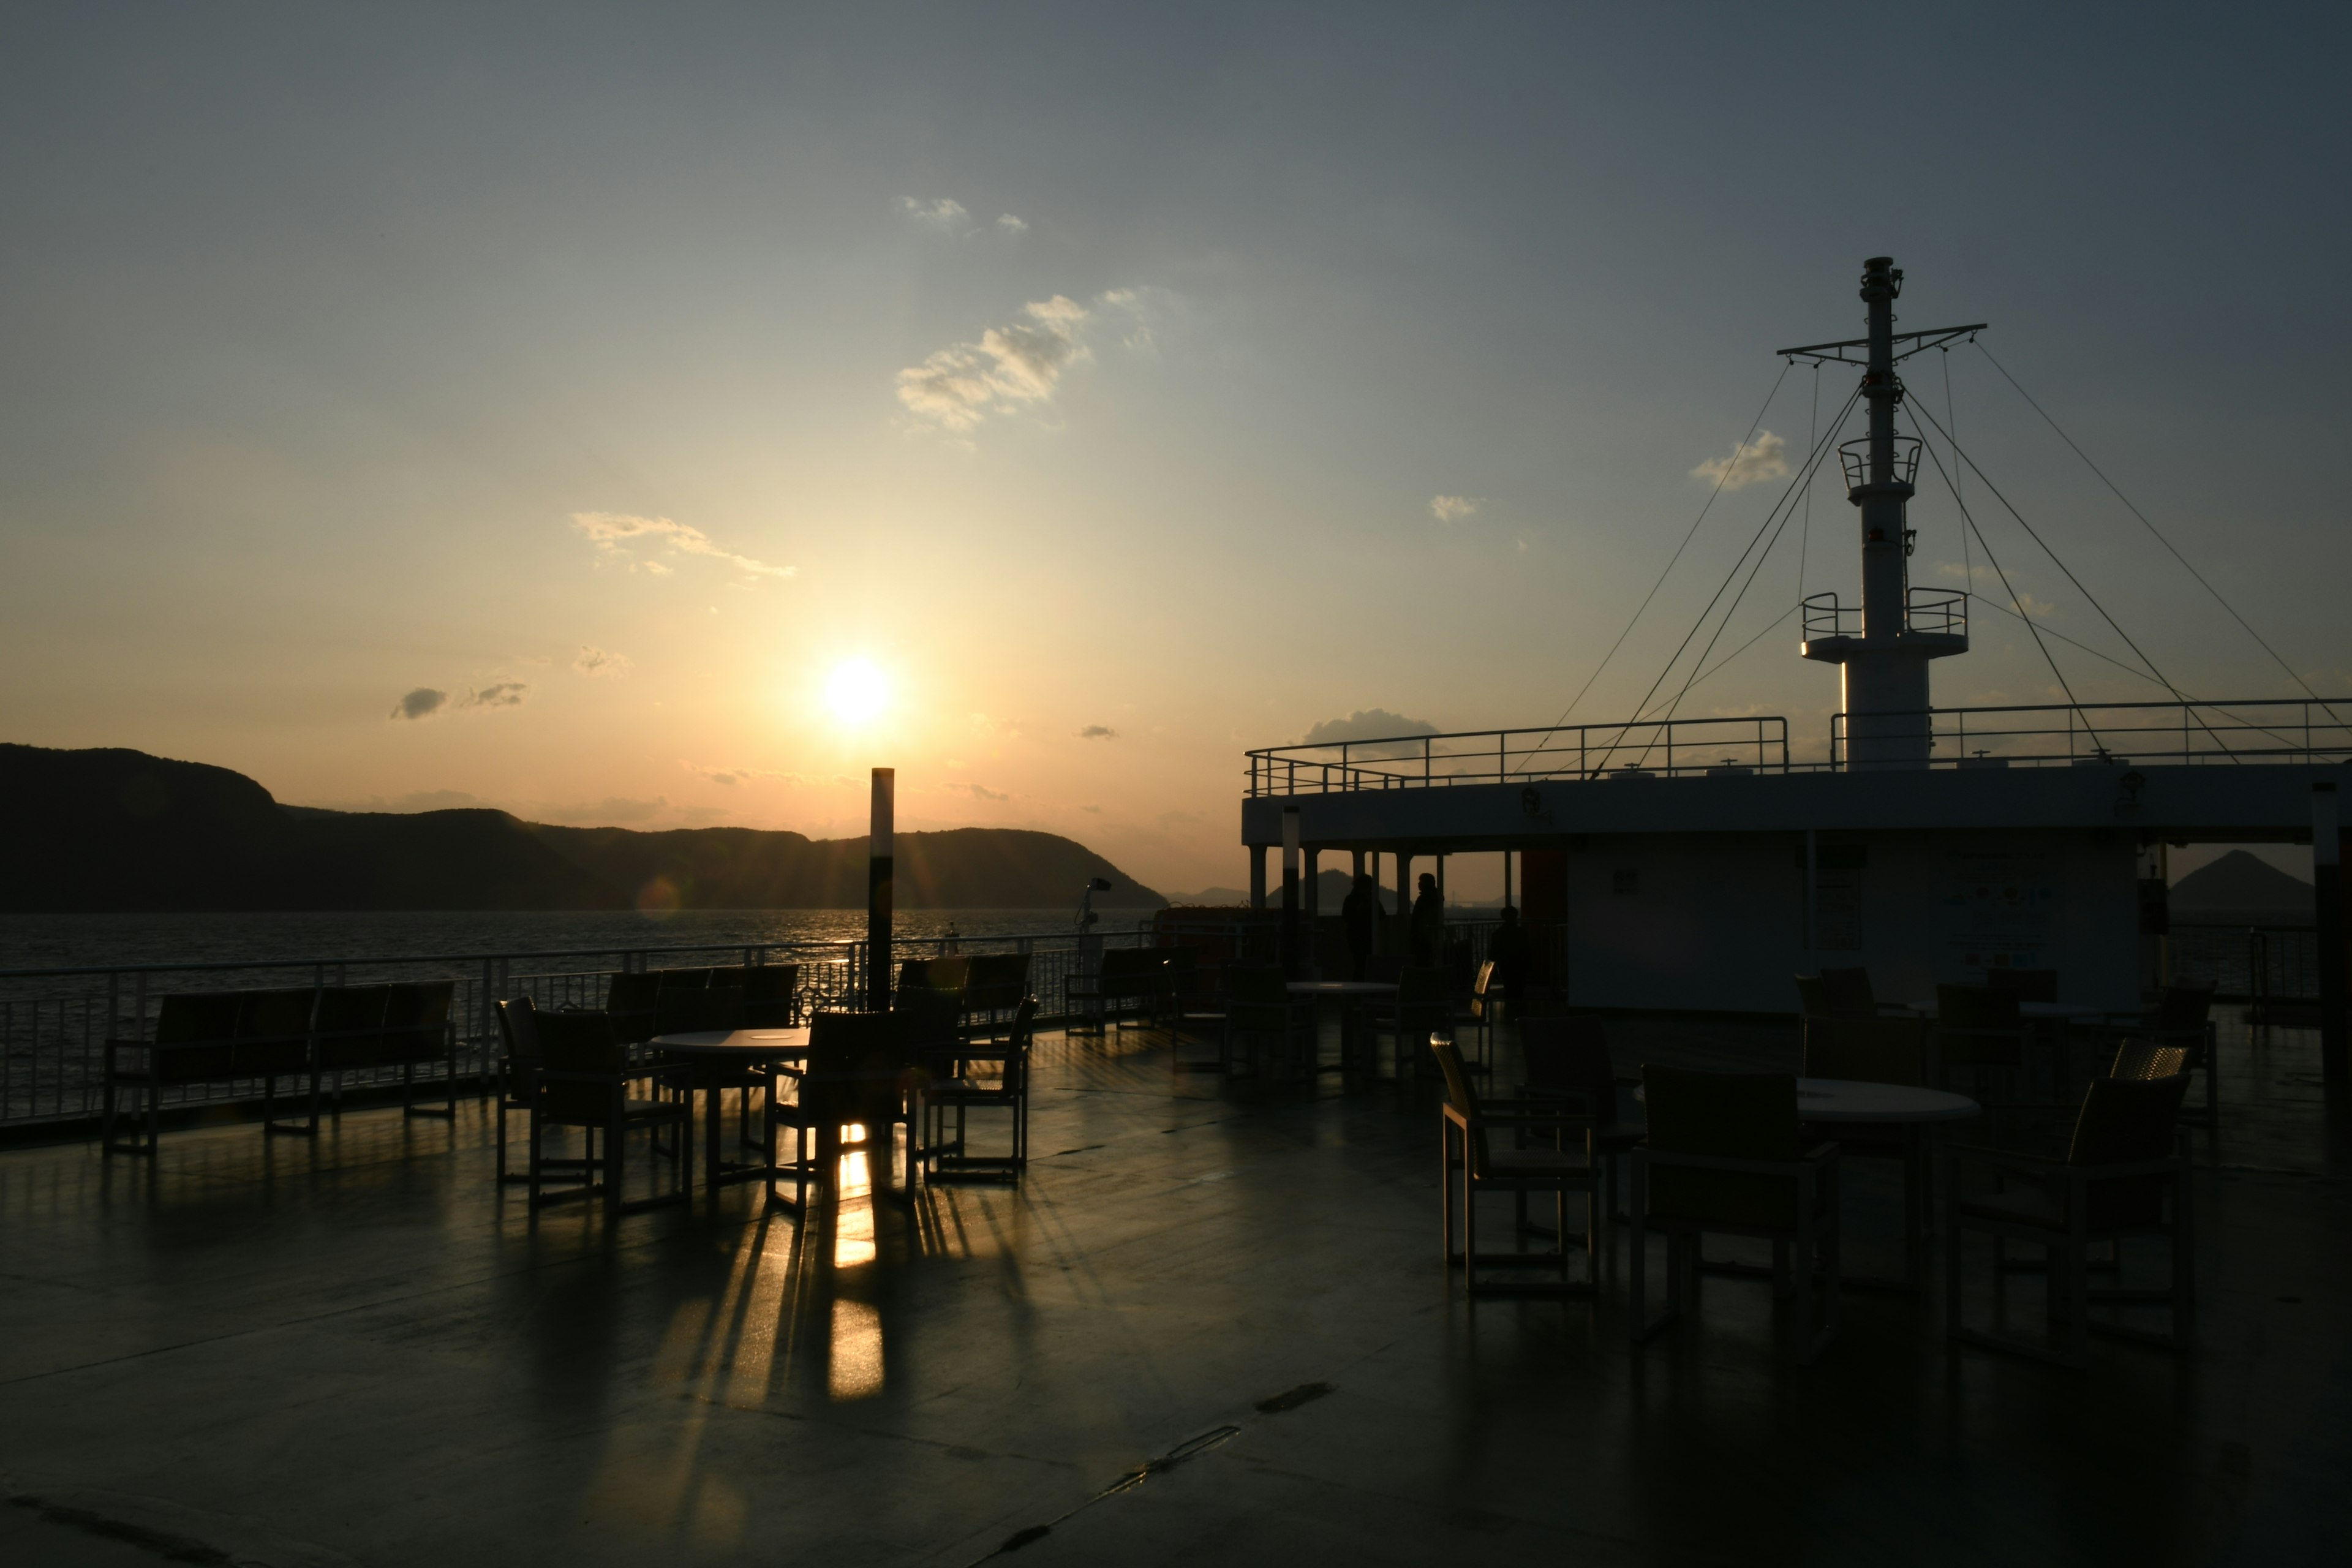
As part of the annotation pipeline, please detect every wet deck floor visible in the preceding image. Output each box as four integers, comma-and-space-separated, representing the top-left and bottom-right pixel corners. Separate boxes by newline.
3, 1009, 2348, 1566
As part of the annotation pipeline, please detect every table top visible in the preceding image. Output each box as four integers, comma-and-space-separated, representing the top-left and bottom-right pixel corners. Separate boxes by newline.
1898, 1000, 2108, 1021
1796, 1077, 1981, 1123
1287, 981, 1399, 997
650, 1027, 812, 1057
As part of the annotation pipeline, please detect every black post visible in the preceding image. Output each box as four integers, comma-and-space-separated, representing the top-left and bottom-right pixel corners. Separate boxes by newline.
2315, 782, 2346, 1085
869, 767, 894, 1012
1281, 805, 1302, 978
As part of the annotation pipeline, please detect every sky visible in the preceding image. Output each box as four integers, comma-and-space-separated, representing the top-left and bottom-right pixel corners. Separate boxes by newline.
2, 2, 2346, 899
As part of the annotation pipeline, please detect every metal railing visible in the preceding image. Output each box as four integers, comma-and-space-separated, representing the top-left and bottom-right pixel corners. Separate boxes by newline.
2169, 922, 2320, 1012
1245, 717, 1792, 796
1839, 435, 1920, 492
1830, 699, 2352, 770
1802, 587, 1967, 643
0, 925, 1162, 1129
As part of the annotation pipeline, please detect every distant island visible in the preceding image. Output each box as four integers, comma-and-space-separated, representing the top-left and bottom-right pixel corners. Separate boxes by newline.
0, 744, 1166, 912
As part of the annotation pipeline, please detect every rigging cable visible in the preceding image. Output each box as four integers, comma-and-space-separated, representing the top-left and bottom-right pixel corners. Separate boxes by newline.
1510, 361, 1791, 774
1905, 409, 2101, 744
1797, 363, 1820, 608
1975, 342, 2345, 727
1944, 347, 1973, 594
1600, 382, 1863, 769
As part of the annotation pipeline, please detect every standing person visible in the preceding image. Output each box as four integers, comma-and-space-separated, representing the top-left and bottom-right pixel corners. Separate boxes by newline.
1488, 903, 1529, 1009
1341, 873, 1379, 981
1410, 872, 1444, 968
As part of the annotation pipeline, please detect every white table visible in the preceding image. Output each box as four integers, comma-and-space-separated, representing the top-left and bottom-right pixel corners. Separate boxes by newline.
652, 1028, 812, 1196
1795, 1077, 1981, 1123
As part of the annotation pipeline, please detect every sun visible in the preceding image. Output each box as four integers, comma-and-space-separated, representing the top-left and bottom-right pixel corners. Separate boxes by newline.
824, 658, 889, 726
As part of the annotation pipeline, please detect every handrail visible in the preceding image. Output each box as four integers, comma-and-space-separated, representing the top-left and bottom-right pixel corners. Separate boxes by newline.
1244, 717, 1792, 796
1827, 698, 2352, 769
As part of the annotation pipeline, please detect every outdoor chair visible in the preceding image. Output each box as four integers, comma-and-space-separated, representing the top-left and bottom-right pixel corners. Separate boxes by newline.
918, 997, 1038, 1180
1517, 1016, 1645, 1232
1435, 1036, 1599, 1296
1069, 946, 1163, 1035
1936, 983, 2032, 1113
1794, 974, 1830, 1020
239, 988, 326, 1137
963, 952, 1033, 1038
2109, 1040, 2188, 1080
1802, 1014, 1937, 1287
899, 956, 971, 996
1222, 964, 1308, 1076
767, 1010, 910, 1213
528, 1011, 691, 1215
1630, 1066, 1841, 1363
741, 963, 801, 1027
1449, 959, 1499, 1070
1163, 948, 1226, 1072
2083, 984, 2218, 1128
1946, 1072, 2194, 1366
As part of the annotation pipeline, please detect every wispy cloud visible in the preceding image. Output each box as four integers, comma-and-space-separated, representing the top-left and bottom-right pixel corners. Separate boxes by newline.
967, 783, 1010, 802
573, 645, 631, 677
570, 513, 793, 582
682, 761, 803, 786
1690, 431, 1789, 491
896, 196, 971, 232
389, 687, 447, 721
996, 213, 1028, 233
1076, 723, 1117, 739
897, 296, 1092, 432
462, 682, 529, 709
1430, 495, 1479, 525
1302, 708, 1439, 745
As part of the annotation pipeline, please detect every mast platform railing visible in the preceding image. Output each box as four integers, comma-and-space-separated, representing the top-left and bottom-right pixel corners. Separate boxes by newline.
1802, 587, 1967, 643
1829, 699, 2352, 770
1245, 717, 1792, 797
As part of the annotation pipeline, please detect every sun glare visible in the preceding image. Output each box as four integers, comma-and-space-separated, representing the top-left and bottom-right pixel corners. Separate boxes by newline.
824, 658, 889, 727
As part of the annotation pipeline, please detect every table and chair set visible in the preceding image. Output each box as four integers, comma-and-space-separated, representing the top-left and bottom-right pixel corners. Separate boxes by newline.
1433, 967, 2214, 1367
492, 957, 1041, 1219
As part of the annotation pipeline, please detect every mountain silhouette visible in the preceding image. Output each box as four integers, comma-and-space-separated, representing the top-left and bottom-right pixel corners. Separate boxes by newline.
0, 744, 1163, 912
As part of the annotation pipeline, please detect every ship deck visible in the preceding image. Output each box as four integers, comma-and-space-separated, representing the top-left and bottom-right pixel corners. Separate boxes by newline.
3, 1011, 2347, 1566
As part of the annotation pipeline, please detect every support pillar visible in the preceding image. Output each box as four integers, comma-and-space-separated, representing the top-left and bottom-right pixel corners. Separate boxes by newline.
2316, 782, 2346, 1085
1395, 851, 1412, 963
1281, 807, 1302, 978
1249, 844, 1267, 911
867, 767, 894, 1011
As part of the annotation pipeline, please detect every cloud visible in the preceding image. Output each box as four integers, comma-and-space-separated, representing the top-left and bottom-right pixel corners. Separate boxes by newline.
306, 788, 490, 813
462, 682, 529, 709
389, 687, 447, 721
532, 796, 670, 826
897, 295, 1093, 432
570, 513, 793, 582
1690, 430, 1790, 491
682, 761, 803, 787
574, 646, 631, 677
967, 783, 1010, 802
896, 196, 971, 232
1302, 708, 1440, 746
1076, 723, 1117, 739
1081, 804, 1103, 813
1430, 495, 1479, 525
996, 213, 1028, 233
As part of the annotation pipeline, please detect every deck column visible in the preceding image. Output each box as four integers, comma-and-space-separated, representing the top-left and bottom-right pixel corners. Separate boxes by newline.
2316, 782, 2346, 1084
1395, 852, 1411, 961
1249, 844, 1267, 911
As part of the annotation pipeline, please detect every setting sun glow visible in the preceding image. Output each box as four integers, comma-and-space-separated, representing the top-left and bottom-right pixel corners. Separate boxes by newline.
823, 658, 889, 727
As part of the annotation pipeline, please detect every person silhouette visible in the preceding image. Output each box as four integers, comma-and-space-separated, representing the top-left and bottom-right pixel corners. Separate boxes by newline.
1341, 873, 1380, 981
1410, 872, 1443, 968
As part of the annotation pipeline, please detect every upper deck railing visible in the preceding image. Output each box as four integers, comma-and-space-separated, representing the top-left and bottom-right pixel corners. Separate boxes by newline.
1802, 586, 1967, 642
1245, 717, 1792, 797
1828, 699, 2352, 769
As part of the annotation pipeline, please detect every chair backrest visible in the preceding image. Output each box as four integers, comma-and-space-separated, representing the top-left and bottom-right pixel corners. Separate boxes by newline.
2109, 1039, 2188, 1080
535, 1010, 626, 1125
964, 952, 1032, 1010
314, 984, 391, 1068
1224, 964, 1287, 1008
1003, 997, 1041, 1092
657, 967, 717, 990
1793, 974, 1830, 1020
148, 992, 242, 1083
1520, 1016, 1615, 1110
802, 1010, 902, 1129
1803, 1015, 1929, 1087
1641, 1066, 1802, 1230
891, 987, 965, 1071
2154, 982, 2216, 1034
1987, 968, 2059, 1003
1471, 959, 1495, 1000
704, 966, 752, 990
606, 971, 660, 1012
742, 963, 800, 1026
233, 987, 317, 1074
1820, 967, 1877, 1018
496, 995, 541, 1065
380, 981, 454, 1065
655, 982, 739, 1037
1430, 1037, 1491, 1175
2068, 1072, 2190, 1229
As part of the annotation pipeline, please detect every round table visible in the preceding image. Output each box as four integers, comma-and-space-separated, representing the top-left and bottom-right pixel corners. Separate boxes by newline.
1285, 982, 1398, 1076
1285, 981, 1398, 997
651, 1028, 812, 1195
